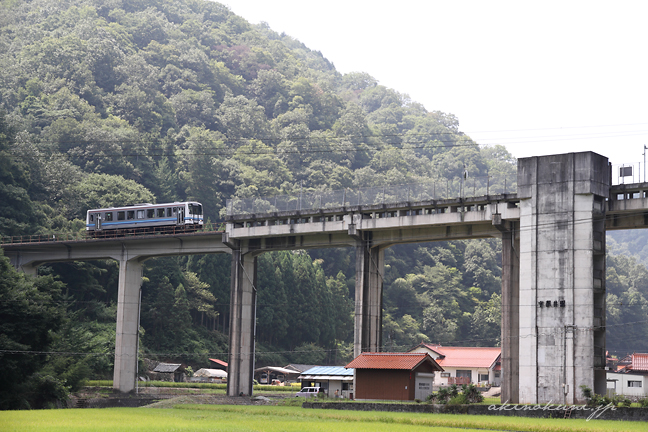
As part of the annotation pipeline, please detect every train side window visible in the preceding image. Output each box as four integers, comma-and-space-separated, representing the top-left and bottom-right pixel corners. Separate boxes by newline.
147, 209, 155, 218
166, 208, 172, 217
118, 211, 125, 221
137, 210, 145, 219
157, 208, 165, 217
105, 212, 113, 221
127, 211, 134, 220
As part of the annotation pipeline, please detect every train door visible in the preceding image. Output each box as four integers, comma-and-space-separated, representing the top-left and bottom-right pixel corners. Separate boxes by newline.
96, 214, 102, 231
177, 206, 185, 225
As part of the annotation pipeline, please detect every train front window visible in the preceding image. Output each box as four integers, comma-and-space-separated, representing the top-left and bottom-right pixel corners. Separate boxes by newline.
189, 204, 202, 215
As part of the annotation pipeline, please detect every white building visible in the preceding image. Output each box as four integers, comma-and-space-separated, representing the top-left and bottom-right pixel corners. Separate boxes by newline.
606, 353, 648, 397
298, 366, 354, 398
409, 344, 501, 387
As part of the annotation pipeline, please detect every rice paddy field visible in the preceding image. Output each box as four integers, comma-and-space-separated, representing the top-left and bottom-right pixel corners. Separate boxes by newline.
2, 404, 647, 432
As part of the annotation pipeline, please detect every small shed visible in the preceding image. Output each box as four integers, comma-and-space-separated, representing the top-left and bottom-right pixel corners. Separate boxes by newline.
299, 366, 354, 398
254, 366, 298, 384
209, 358, 228, 371
346, 352, 443, 401
152, 363, 185, 382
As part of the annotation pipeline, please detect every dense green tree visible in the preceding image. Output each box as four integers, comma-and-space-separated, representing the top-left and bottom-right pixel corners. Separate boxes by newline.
64, 173, 156, 219
0, 249, 66, 409
0, 110, 40, 236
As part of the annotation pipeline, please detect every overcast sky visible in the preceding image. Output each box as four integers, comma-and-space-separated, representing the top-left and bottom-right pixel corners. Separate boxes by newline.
224, 0, 648, 181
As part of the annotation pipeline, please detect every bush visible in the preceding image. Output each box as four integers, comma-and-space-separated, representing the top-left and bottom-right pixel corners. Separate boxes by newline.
430, 384, 483, 405
580, 385, 632, 408
461, 384, 484, 403
447, 394, 468, 405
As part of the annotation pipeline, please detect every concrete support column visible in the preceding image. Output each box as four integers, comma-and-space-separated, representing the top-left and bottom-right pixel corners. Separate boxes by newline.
227, 248, 257, 397
354, 234, 384, 357
7, 251, 39, 276
517, 152, 609, 404
500, 221, 520, 403
113, 258, 143, 393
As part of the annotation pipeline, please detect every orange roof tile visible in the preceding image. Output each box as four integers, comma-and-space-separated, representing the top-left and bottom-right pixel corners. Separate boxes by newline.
416, 344, 500, 369
345, 352, 443, 371
632, 353, 648, 371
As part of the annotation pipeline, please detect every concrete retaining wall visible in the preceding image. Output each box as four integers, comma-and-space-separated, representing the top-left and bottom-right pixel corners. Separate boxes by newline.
303, 402, 648, 421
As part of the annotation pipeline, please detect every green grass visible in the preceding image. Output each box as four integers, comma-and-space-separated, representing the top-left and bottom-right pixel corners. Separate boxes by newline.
2, 404, 646, 432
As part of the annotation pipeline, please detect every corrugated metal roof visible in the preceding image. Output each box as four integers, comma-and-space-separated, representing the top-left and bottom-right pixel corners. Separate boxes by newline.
254, 366, 296, 375
153, 363, 182, 373
345, 352, 442, 371
301, 366, 354, 376
209, 358, 228, 367
632, 353, 648, 371
285, 364, 319, 373
301, 375, 354, 381
415, 344, 501, 369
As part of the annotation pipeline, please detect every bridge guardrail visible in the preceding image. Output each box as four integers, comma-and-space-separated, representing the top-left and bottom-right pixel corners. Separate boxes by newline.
226, 175, 517, 216
0, 223, 224, 246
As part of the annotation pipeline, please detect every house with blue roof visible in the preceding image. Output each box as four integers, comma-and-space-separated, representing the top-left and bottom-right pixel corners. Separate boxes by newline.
298, 366, 355, 398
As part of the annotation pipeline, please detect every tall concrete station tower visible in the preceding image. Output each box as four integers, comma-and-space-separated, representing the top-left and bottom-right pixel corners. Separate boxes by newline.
517, 152, 608, 404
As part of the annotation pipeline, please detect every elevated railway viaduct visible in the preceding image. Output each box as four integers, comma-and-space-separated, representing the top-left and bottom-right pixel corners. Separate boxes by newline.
4, 151, 648, 404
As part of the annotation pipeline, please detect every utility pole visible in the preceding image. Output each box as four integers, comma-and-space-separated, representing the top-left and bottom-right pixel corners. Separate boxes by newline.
639, 144, 648, 183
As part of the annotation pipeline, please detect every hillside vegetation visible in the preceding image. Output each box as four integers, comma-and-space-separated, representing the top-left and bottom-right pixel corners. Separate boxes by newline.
1, 0, 647, 409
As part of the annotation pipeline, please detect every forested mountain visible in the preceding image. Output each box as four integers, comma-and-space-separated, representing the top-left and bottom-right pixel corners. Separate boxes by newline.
1, 0, 647, 409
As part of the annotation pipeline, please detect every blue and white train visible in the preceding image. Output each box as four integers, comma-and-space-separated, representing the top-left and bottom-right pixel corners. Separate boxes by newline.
86, 202, 203, 236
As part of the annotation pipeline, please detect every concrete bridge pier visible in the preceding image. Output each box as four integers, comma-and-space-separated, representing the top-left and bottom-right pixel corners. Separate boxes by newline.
499, 221, 520, 403
517, 152, 609, 404
113, 258, 144, 393
353, 232, 385, 357
227, 245, 257, 397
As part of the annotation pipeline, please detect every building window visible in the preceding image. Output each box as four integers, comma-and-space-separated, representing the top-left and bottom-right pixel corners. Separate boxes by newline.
479, 374, 489, 382
628, 381, 642, 388
440, 372, 450, 378
494, 372, 500, 378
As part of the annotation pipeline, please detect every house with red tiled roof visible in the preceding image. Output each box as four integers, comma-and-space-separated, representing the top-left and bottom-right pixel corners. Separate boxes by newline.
409, 343, 501, 387
345, 352, 443, 401
209, 358, 228, 371
607, 353, 648, 397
